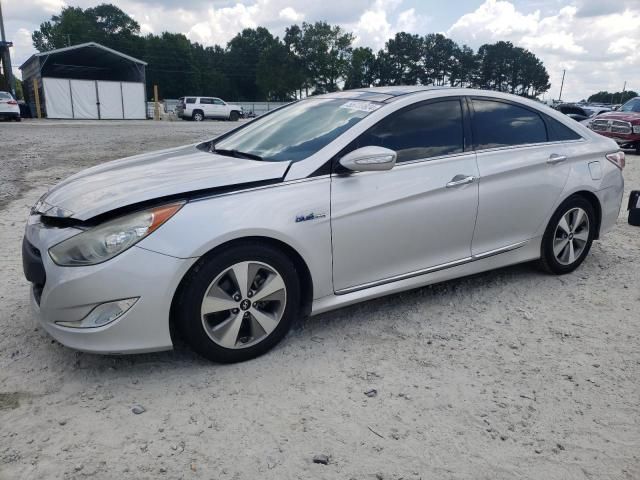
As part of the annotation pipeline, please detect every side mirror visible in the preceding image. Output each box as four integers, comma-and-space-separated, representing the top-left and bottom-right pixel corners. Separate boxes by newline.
339, 146, 397, 172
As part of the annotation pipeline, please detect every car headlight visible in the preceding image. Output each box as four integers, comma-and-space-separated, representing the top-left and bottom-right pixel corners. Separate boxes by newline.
49, 202, 184, 266
633, 125, 640, 134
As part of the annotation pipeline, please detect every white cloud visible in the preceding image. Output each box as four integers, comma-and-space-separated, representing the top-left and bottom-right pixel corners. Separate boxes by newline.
447, 0, 640, 101
351, 0, 429, 50
279, 7, 303, 23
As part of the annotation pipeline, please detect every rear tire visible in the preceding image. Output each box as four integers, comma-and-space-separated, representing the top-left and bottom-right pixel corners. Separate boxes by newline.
192, 110, 204, 122
176, 242, 301, 363
229, 111, 240, 121
539, 195, 596, 274
14, 116, 21, 122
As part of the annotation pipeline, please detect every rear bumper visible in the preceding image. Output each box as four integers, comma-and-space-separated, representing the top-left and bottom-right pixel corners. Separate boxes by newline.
23, 220, 197, 354
0, 111, 19, 119
596, 182, 625, 237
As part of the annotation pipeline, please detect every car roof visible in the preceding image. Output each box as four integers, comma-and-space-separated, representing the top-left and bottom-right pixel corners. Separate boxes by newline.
314, 86, 560, 104
314, 86, 451, 103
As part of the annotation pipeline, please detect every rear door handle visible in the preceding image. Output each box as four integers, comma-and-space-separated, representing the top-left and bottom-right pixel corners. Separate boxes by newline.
547, 154, 567, 164
446, 175, 477, 188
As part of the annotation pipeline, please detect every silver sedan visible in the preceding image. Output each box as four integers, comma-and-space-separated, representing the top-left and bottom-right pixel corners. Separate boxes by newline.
23, 87, 625, 363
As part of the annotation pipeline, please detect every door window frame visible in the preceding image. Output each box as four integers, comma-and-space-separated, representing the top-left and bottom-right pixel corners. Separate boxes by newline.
331, 96, 473, 173
466, 96, 584, 153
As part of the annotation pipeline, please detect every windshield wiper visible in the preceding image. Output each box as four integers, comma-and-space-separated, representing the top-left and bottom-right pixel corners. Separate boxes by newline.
212, 147, 263, 161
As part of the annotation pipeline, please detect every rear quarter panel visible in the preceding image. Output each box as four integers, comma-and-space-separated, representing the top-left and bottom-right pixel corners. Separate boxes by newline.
536, 135, 623, 238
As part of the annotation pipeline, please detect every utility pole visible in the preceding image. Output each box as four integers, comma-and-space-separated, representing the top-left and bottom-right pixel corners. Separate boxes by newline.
619, 81, 627, 104
0, 0, 16, 96
558, 69, 566, 103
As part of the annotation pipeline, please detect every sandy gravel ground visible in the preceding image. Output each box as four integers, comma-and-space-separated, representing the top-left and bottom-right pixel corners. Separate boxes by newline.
0, 120, 639, 480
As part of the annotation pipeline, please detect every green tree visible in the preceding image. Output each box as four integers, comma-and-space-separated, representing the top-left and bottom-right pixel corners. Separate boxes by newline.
344, 47, 376, 89
85, 4, 140, 36
286, 21, 354, 94
449, 44, 476, 87
226, 27, 280, 100
588, 90, 638, 104
192, 44, 233, 98
32, 6, 99, 51
256, 41, 300, 101
474, 41, 549, 96
384, 32, 422, 85
32, 4, 140, 52
421, 33, 457, 85
31, 3, 555, 101
143, 32, 200, 99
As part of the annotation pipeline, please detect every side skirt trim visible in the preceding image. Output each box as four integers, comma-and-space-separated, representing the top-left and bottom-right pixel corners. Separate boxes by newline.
334, 240, 530, 295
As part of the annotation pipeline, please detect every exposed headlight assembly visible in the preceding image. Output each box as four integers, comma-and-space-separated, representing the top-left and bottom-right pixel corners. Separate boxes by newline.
49, 203, 184, 266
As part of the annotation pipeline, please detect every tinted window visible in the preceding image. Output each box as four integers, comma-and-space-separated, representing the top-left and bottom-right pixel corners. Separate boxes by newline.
354, 99, 464, 163
185, 98, 196, 104
199, 98, 214, 104
0, 92, 13, 100
213, 98, 225, 105
543, 114, 582, 141
472, 99, 547, 149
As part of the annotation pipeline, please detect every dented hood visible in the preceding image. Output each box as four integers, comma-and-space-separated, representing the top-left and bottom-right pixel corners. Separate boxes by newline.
38, 144, 290, 221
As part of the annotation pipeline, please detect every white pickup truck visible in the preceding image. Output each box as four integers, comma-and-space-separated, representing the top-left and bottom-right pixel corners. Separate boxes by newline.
176, 96, 243, 121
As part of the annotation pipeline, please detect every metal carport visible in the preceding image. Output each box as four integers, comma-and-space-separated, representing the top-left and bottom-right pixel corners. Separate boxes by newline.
19, 42, 147, 119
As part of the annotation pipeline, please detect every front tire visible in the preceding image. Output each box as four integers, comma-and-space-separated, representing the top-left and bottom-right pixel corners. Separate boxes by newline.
176, 242, 301, 363
229, 111, 240, 121
539, 195, 596, 274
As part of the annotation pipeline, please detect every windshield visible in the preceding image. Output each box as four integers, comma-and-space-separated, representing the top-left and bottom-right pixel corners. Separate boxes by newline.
213, 98, 380, 162
620, 98, 640, 113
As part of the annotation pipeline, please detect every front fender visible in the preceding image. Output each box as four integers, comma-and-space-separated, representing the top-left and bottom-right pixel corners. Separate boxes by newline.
137, 177, 333, 299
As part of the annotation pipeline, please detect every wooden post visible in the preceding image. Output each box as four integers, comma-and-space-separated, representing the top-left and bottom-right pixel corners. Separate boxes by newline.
153, 84, 160, 120
33, 78, 42, 119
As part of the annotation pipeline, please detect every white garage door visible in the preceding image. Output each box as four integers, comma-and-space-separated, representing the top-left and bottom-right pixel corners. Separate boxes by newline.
97, 81, 124, 119
70, 80, 99, 119
42, 77, 145, 120
42, 78, 73, 119
122, 82, 146, 119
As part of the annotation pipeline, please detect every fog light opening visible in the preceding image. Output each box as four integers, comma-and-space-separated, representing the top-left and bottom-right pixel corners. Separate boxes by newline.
55, 298, 139, 329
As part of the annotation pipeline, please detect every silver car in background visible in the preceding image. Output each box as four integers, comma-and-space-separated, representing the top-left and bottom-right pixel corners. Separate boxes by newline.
23, 87, 625, 363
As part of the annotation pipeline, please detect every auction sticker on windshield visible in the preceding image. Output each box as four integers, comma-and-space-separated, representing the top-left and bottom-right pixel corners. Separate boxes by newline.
339, 101, 382, 113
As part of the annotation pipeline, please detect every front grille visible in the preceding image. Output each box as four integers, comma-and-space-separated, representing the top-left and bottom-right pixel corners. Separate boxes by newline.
591, 119, 632, 134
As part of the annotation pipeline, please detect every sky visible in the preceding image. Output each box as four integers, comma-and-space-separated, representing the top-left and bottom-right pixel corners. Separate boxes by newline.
2, 0, 639, 102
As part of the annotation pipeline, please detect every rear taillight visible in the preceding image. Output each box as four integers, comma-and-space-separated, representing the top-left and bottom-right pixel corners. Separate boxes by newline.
7, 100, 17, 105
606, 151, 625, 170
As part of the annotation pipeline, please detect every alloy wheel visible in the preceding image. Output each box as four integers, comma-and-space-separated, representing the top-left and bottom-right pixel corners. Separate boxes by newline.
553, 207, 590, 265
200, 261, 287, 349
193, 112, 203, 121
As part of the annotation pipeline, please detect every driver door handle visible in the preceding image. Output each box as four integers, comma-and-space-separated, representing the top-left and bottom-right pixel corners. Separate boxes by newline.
547, 153, 567, 164
446, 175, 477, 188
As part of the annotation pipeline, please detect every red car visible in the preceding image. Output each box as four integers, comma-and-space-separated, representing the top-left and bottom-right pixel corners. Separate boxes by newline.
589, 97, 640, 154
